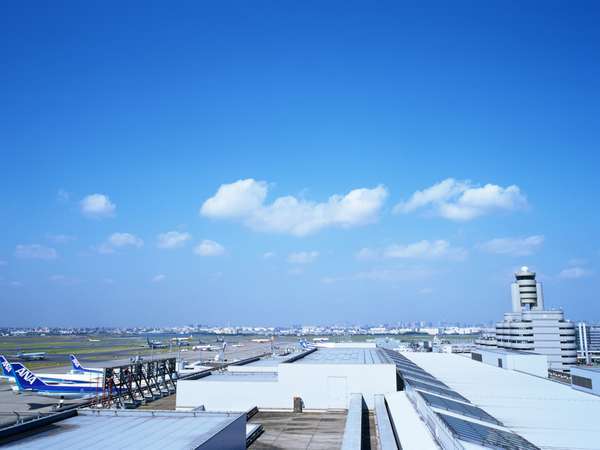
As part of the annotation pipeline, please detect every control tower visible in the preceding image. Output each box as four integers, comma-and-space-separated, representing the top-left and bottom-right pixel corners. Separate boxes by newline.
478, 266, 577, 372
511, 266, 544, 312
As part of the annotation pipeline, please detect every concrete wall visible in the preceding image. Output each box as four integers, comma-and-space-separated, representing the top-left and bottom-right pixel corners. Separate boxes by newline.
176, 362, 397, 411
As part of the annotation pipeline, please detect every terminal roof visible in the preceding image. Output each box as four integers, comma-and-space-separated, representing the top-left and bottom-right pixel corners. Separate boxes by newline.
405, 352, 600, 450
292, 347, 390, 365
2, 410, 244, 449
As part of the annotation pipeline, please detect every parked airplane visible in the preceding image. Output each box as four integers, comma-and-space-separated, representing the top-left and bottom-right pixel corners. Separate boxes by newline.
70, 355, 104, 375
192, 344, 217, 351
15, 352, 46, 361
10, 362, 111, 400
1, 356, 100, 386
251, 338, 271, 344
171, 335, 193, 346
299, 339, 316, 351
146, 337, 167, 349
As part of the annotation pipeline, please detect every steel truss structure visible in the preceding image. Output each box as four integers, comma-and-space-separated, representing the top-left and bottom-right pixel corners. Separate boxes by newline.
94, 358, 177, 408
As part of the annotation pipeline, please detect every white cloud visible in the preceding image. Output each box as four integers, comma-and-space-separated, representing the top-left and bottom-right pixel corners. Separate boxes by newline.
287, 251, 319, 264
263, 252, 276, 259
559, 266, 593, 279
15, 244, 58, 260
194, 240, 225, 256
394, 178, 527, 221
81, 194, 116, 218
201, 179, 268, 218
96, 233, 143, 254
201, 179, 388, 236
151, 274, 166, 283
479, 235, 544, 256
157, 231, 191, 249
382, 240, 466, 260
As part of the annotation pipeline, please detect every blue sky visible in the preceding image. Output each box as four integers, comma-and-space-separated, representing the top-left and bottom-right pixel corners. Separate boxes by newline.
1, 1, 599, 327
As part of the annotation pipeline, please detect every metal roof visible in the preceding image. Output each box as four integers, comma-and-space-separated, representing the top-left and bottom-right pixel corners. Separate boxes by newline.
292, 348, 390, 365
405, 352, 600, 450
2, 410, 244, 449
203, 372, 278, 382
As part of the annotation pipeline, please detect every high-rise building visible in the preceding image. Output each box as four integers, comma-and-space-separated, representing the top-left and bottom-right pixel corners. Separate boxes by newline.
477, 267, 577, 372
576, 322, 600, 364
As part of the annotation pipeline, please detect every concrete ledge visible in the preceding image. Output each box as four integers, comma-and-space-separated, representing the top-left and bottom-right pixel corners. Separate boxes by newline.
341, 393, 363, 450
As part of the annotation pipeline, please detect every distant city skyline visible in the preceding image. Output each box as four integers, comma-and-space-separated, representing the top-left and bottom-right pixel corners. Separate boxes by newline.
1, 2, 599, 326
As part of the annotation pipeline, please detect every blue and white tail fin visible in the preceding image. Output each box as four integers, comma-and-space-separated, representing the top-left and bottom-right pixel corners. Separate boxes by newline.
0, 355, 14, 378
70, 354, 103, 374
10, 363, 49, 390
70, 354, 84, 371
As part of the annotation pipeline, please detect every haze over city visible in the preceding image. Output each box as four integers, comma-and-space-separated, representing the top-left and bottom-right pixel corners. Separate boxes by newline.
1, 2, 599, 327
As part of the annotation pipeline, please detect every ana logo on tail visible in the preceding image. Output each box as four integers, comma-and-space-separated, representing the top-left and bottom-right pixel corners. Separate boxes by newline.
0, 356, 12, 375
70, 355, 83, 370
15, 367, 38, 385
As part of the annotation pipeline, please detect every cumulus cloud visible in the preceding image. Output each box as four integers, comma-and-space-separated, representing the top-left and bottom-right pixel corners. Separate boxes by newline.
200, 179, 388, 236
15, 244, 58, 260
194, 240, 225, 256
359, 240, 466, 261
287, 251, 319, 264
394, 178, 527, 221
479, 235, 544, 256
559, 266, 593, 279
96, 233, 143, 254
151, 274, 166, 283
81, 194, 116, 218
157, 231, 192, 249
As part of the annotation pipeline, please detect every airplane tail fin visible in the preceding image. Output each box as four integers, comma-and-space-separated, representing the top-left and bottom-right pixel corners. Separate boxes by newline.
10, 363, 49, 390
0, 355, 13, 377
70, 354, 83, 371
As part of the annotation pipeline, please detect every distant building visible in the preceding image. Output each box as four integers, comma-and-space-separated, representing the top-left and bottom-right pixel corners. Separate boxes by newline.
477, 266, 577, 372
576, 322, 600, 364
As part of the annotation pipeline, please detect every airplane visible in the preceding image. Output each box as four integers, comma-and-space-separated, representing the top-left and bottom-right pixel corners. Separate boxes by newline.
69, 355, 104, 375
192, 344, 217, 351
146, 337, 167, 349
10, 362, 113, 401
299, 339, 316, 351
171, 335, 193, 346
88, 338, 101, 342
251, 338, 271, 344
15, 352, 46, 361
1, 355, 100, 386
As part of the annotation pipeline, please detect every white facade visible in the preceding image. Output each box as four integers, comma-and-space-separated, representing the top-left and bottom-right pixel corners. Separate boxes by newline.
478, 267, 577, 372
470, 348, 548, 377
176, 347, 397, 411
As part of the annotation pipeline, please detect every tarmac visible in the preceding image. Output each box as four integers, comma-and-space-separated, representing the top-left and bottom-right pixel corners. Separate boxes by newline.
0, 339, 274, 428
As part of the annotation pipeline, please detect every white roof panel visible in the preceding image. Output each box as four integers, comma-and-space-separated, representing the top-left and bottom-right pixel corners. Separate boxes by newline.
404, 352, 600, 450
